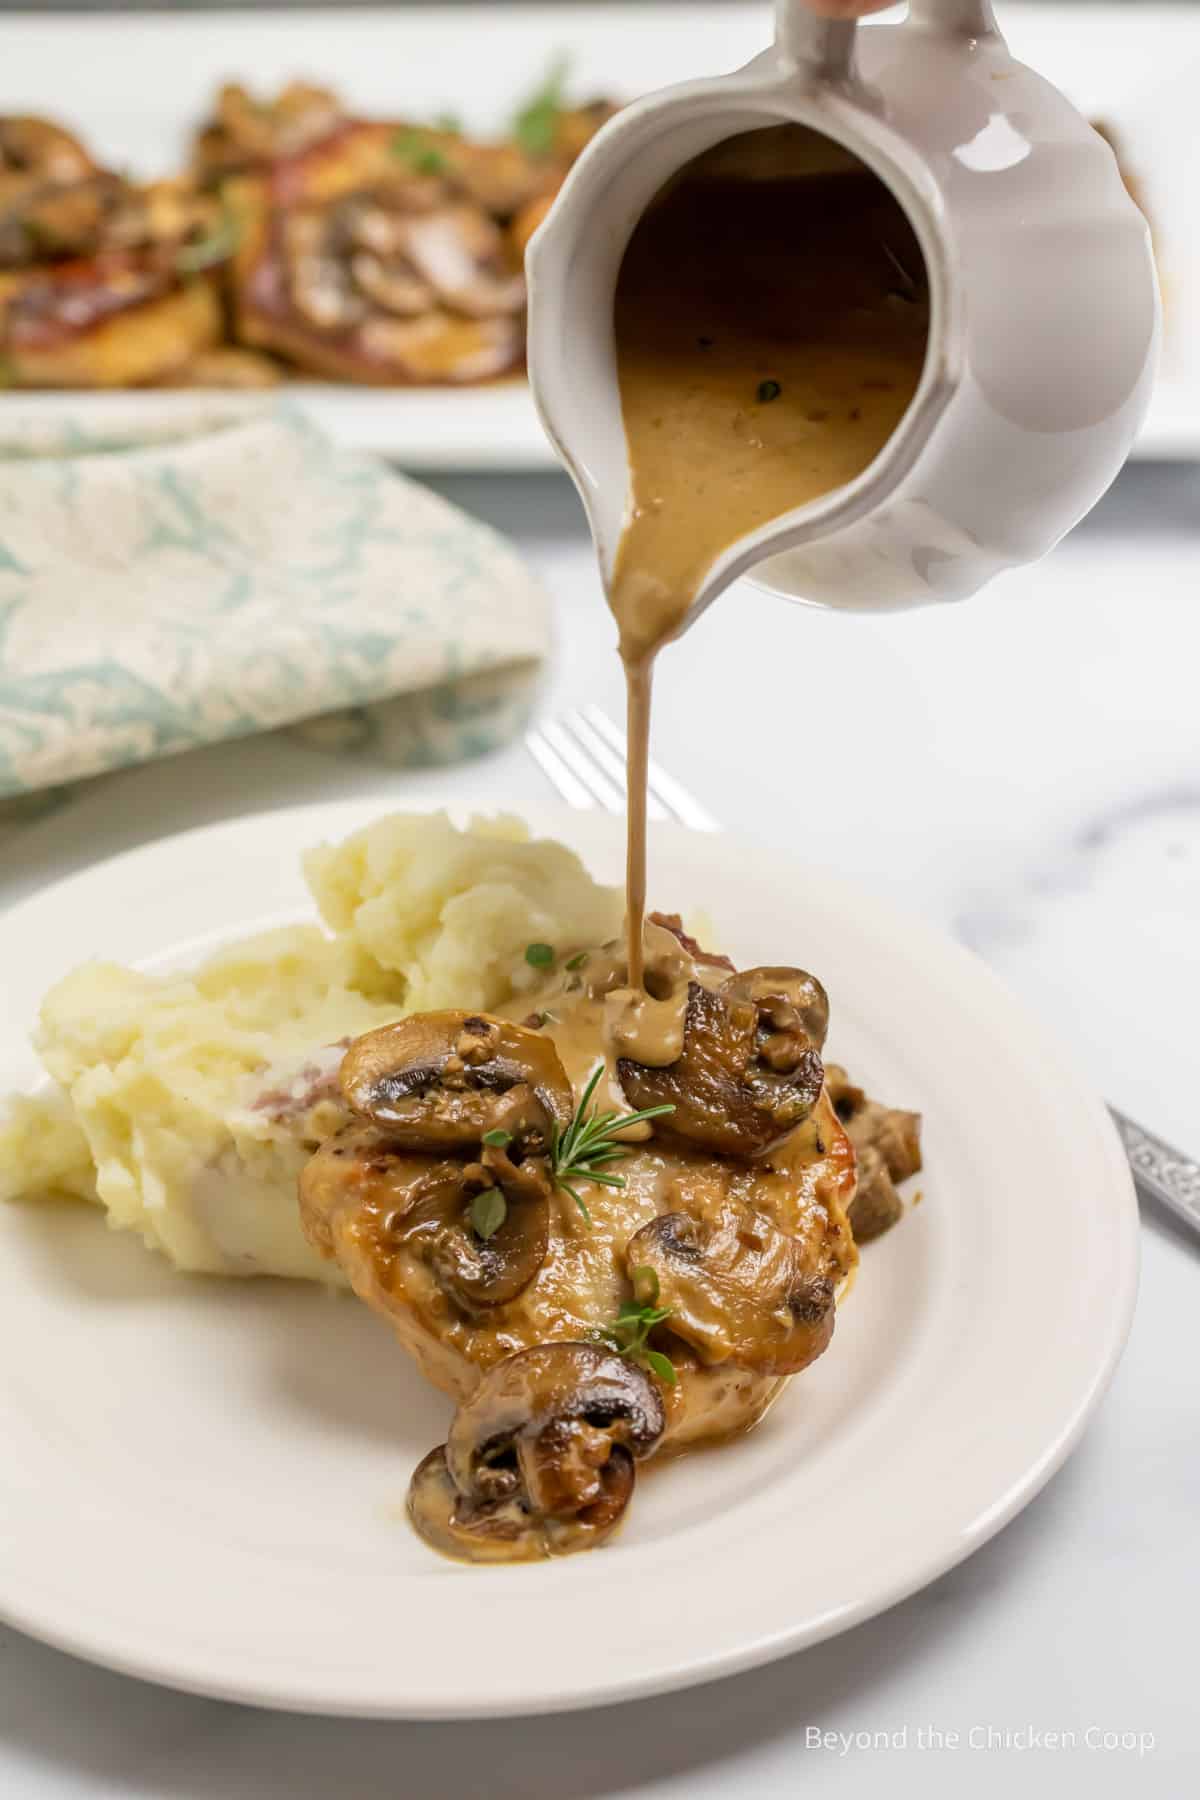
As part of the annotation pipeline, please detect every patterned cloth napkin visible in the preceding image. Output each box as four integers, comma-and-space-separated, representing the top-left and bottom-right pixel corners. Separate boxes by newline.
0, 401, 549, 803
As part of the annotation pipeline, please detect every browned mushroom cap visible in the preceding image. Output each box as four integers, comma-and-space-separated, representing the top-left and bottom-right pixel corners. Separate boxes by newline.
0, 116, 96, 190
340, 1011, 575, 1151
299, 1128, 550, 1312
428, 1147, 552, 1311
192, 82, 344, 183
400, 206, 527, 317
723, 966, 830, 1052
625, 1205, 835, 1377
618, 980, 824, 1160
408, 1342, 665, 1562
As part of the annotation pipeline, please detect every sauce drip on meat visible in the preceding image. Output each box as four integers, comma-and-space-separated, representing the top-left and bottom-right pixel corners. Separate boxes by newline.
609, 124, 929, 1008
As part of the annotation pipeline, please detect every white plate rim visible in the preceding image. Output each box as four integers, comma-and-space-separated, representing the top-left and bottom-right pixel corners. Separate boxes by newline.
0, 798, 1140, 1718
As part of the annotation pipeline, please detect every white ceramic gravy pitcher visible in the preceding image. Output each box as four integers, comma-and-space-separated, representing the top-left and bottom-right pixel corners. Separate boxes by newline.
526, 0, 1160, 619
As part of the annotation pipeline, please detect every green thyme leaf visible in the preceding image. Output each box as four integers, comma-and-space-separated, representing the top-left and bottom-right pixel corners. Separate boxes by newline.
481, 1129, 512, 1149
391, 129, 449, 175
512, 53, 570, 158
524, 942, 555, 969
630, 1264, 659, 1306
595, 1291, 676, 1386
564, 951, 588, 971
470, 1189, 507, 1240
756, 378, 782, 404
175, 200, 241, 275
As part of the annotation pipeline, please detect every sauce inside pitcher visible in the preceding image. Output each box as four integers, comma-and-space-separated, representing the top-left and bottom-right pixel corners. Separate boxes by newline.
608, 124, 929, 994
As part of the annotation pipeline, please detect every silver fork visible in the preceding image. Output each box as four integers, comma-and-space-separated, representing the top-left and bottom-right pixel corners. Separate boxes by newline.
525, 705, 1200, 1242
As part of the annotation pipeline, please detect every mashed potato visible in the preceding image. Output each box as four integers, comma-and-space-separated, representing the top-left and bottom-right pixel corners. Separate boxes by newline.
0, 812, 622, 1278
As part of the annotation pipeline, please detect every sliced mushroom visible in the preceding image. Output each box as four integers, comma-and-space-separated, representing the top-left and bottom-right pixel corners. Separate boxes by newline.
340, 1011, 575, 1151
625, 1205, 835, 1377
723, 965, 830, 1052
0, 116, 96, 191
348, 249, 434, 316
299, 1126, 550, 1312
192, 82, 344, 182
399, 207, 526, 318
428, 1147, 552, 1311
618, 979, 824, 1160
408, 1342, 664, 1562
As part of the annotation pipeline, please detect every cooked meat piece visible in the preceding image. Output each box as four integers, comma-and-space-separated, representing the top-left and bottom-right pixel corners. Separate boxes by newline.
155, 346, 282, 388
299, 925, 874, 1566
845, 1144, 902, 1244
300, 1010, 856, 1451
0, 162, 234, 389
228, 141, 527, 384
826, 1062, 922, 1244
1, 258, 221, 387
647, 910, 735, 973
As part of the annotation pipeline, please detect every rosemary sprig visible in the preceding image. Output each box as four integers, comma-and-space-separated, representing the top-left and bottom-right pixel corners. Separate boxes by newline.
550, 1063, 674, 1225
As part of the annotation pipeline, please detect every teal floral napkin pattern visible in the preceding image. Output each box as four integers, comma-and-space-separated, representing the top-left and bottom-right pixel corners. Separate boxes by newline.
0, 402, 548, 801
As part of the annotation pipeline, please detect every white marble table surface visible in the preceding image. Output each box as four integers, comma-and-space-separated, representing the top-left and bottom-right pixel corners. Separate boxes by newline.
1, 462, 1197, 1798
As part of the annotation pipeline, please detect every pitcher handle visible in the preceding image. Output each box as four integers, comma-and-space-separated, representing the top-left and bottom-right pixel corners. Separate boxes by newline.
775, 3, 998, 77
773, 2, 858, 80
907, 1, 998, 35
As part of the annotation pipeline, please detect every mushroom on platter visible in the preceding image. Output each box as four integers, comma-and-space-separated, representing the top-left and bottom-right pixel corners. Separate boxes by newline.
191, 82, 347, 185
227, 127, 528, 385
0, 149, 233, 388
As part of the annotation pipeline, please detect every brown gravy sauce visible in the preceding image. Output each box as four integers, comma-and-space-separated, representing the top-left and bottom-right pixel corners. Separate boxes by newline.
608, 125, 929, 1013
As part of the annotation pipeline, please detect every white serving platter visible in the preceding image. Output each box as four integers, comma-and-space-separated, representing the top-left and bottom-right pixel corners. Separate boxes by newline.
0, 3, 1196, 467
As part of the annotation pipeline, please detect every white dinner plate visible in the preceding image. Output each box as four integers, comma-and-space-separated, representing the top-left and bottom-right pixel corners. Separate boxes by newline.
0, 2, 1197, 466
0, 798, 1138, 1718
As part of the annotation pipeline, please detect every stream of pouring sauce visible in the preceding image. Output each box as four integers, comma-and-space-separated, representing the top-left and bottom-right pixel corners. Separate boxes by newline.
608, 125, 930, 997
